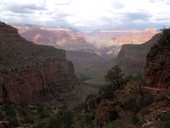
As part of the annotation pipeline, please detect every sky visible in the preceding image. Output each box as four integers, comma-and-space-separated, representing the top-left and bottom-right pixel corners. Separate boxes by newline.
0, 0, 170, 30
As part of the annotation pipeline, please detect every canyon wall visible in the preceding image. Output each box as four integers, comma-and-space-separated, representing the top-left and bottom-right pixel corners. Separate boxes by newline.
117, 34, 160, 76
145, 29, 170, 88
0, 22, 79, 105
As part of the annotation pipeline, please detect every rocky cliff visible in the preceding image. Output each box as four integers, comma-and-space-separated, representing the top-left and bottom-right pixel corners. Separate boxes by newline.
0, 22, 79, 105
117, 34, 160, 76
145, 29, 170, 88
20, 28, 97, 53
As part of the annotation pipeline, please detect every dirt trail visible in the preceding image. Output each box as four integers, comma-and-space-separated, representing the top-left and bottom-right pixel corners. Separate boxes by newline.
143, 86, 170, 94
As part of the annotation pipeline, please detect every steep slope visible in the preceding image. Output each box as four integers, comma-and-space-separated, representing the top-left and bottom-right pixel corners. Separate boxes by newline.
72, 29, 170, 128
0, 22, 79, 105
145, 29, 170, 88
117, 34, 160, 75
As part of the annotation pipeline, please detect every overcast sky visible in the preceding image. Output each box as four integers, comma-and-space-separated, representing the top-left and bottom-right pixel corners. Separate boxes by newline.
0, 0, 170, 30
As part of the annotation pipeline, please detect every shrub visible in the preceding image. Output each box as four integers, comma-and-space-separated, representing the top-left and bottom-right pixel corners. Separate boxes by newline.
99, 84, 117, 99
0, 110, 5, 120
8, 117, 19, 127
130, 116, 144, 126
103, 119, 129, 128
37, 104, 49, 119
105, 65, 124, 88
160, 113, 170, 128
60, 111, 74, 128
99, 65, 126, 99
159, 28, 170, 45
34, 111, 74, 128
81, 111, 95, 124
2, 103, 16, 117
108, 109, 118, 121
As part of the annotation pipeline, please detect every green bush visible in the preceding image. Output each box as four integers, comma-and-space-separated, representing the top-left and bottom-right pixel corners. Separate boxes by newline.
105, 65, 124, 88
99, 85, 117, 99
2, 103, 16, 117
130, 116, 144, 126
0, 110, 5, 120
8, 117, 19, 127
159, 28, 170, 45
103, 120, 128, 128
37, 104, 49, 119
34, 111, 74, 128
119, 94, 136, 111
34, 120, 50, 128
81, 111, 95, 124
99, 65, 126, 99
160, 113, 170, 128
109, 109, 118, 121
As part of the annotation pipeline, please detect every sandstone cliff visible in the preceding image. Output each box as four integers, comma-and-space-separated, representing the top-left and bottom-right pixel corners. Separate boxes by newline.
117, 34, 160, 76
145, 29, 170, 88
0, 22, 79, 105
20, 28, 97, 53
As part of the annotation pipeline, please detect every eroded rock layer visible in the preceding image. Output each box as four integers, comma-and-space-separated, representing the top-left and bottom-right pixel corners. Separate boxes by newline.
0, 22, 79, 105
145, 29, 170, 88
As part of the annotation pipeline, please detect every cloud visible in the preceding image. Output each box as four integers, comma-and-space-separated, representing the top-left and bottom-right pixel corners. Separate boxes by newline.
8, 4, 46, 14
55, 0, 72, 5
0, 0, 170, 30
112, 1, 125, 9
119, 21, 170, 30
123, 12, 152, 22
150, 0, 166, 3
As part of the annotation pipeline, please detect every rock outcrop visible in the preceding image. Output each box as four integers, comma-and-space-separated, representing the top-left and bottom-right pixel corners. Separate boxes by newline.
0, 22, 79, 105
20, 28, 97, 53
117, 34, 160, 76
145, 29, 170, 88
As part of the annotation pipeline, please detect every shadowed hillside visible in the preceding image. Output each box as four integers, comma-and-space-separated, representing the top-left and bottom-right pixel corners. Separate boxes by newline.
0, 22, 79, 105
117, 34, 161, 76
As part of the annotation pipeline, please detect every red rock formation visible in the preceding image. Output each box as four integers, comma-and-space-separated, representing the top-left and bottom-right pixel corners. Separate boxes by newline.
20, 28, 96, 53
95, 100, 116, 128
0, 22, 79, 105
145, 29, 170, 88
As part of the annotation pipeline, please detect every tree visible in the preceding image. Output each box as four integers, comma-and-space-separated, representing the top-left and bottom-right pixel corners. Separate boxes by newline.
99, 65, 125, 99
105, 65, 124, 88
159, 28, 170, 45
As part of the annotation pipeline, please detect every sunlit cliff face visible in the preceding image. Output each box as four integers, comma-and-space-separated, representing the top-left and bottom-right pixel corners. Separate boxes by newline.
1, 0, 170, 30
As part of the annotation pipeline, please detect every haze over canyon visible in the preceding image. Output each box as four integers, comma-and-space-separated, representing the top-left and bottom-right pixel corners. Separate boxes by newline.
0, 0, 170, 128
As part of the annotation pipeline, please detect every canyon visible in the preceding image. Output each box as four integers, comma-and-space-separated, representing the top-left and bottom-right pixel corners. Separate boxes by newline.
0, 22, 79, 105
13, 24, 157, 57
12, 24, 158, 86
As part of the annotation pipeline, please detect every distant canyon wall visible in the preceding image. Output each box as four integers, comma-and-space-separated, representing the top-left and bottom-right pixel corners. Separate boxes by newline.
117, 34, 160, 76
